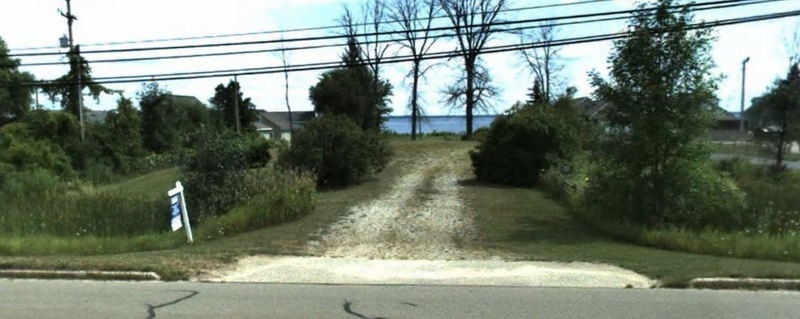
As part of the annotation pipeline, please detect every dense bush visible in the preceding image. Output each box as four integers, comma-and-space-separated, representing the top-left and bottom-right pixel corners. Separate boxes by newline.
717, 159, 800, 234
0, 123, 74, 179
180, 132, 271, 222
585, 157, 746, 230
470, 99, 590, 186
280, 115, 391, 186
540, 154, 592, 209
196, 169, 316, 241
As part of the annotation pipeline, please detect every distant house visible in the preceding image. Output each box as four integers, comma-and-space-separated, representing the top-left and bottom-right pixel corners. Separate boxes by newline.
254, 110, 315, 141
84, 110, 109, 124
710, 111, 748, 141
573, 97, 750, 141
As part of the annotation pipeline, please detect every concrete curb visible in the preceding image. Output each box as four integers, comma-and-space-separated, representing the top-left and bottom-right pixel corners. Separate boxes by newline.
689, 278, 800, 291
0, 269, 161, 281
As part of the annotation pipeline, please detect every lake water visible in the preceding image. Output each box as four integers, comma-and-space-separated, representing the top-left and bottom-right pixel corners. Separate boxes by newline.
384, 115, 498, 134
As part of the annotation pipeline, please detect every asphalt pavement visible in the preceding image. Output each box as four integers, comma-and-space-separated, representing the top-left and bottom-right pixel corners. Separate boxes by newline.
1, 279, 798, 318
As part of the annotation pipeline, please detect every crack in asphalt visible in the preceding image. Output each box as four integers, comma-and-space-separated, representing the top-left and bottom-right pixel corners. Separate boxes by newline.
343, 300, 387, 319
144, 290, 199, 319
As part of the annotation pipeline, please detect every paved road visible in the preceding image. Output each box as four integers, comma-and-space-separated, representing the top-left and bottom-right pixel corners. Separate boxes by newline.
712, 153, 800, 170
1, 279, 798, 318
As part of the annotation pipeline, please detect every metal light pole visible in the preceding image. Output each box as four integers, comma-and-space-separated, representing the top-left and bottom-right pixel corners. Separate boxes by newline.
740, 57, 750, 133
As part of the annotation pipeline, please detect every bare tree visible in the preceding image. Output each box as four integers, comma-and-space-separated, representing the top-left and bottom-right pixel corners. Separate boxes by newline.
443, 63, 500, 115
389, 0, 439, 140
438, 0, 506, 137
518, 21, 562, 104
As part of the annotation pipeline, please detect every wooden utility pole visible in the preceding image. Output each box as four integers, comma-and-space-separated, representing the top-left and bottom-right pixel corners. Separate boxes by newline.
61, 0, 84, 141
234, 75, 240, 134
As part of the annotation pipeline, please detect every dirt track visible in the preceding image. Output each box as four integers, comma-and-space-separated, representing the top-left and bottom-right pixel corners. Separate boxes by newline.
305, 148, 484, 260
204, 144, 654, 288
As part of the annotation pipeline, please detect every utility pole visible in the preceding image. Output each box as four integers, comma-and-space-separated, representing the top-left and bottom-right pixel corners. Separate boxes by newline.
233, 75, 240, 134
740, 56, 750, 133
61, 0, 84, 141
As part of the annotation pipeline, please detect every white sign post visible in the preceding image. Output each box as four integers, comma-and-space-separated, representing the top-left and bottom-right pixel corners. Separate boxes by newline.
167, 181, 193, 243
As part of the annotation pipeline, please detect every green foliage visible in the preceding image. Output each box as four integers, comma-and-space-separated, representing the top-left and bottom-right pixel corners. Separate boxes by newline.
309, 39, 393, 130
101, 97, 146, 173
180, 132, 272, 221
193, 169, 316, 241
540, 153, 592, 209
717, 159, 800, 234
0, 37, 35, 126
280, 115, 391, 186
0, 123, 74, 178
587, 0, 732, 226
40, 49, 115, 117
209, 80, 257, 131
470, 98, 589, 186
139, 83, 213, 153
0, 169, 166, 237
747, 63, 800, 168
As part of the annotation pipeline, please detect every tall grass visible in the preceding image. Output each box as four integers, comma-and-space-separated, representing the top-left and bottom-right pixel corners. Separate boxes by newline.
0, 169, 316, 256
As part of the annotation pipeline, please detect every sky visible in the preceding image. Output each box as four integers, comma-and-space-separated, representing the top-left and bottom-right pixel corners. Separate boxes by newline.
1, 0, 798, 116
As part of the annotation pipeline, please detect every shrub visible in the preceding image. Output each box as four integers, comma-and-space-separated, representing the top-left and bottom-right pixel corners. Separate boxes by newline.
717, 159, 800, 234
280, 115, 391, 186
180, 132, 272, 222
540, 154, 592, 209
243, 134, 272, 168
470, 99, 589, 186
0, 124, 74, 179
585, 158, 746, 230
196, 169, 316, 241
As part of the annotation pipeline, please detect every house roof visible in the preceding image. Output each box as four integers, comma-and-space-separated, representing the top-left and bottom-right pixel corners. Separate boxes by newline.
164, 94, 204, 106
85, 110, 108, 124
255, 110, 315, 130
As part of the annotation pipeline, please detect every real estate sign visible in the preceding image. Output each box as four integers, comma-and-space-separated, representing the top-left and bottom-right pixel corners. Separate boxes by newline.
167, 181, 194, 243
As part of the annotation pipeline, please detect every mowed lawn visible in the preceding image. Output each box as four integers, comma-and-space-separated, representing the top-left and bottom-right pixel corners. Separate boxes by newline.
2, 137, 799, 286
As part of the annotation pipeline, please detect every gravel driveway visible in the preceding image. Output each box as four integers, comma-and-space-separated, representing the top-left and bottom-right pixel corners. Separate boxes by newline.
204, 146, 654, 288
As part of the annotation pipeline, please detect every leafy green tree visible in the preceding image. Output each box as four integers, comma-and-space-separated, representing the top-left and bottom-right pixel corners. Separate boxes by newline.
209, 80, 257, 132
747, 63, 800, 169
309, 39, 393, 130
103, 97, 146, 172
139, 83, 212, 153
587, 0, 741, 226
41, 48, 114, 117
0, 37, 35, 127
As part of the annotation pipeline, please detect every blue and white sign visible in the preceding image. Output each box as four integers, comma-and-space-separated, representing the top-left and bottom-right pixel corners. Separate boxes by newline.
170, 194, 183, 231
167, 181, 194, 243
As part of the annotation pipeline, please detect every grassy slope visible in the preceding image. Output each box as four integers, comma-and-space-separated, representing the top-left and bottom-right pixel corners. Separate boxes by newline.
91, 168, 180, 200
0, 137, 436, 279
2, 137, 799, 286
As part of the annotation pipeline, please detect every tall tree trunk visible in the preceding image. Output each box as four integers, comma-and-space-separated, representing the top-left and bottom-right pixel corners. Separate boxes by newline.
465, 61, 475, 138
411, 61, 420, 141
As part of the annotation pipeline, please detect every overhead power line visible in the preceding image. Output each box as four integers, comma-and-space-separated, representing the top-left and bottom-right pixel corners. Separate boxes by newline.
2, 0, 778, 58
10, 8, 799, 87
8, 0, 613, 52
14, 0, 780, 67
